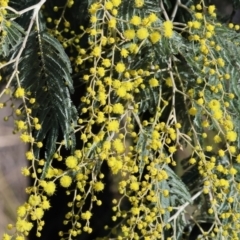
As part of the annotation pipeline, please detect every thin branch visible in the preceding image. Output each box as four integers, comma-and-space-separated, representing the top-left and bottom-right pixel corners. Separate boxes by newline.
160, 0, 170, 21
171, 0, 191, 21
0, 0, 46, 99
1, 0, 45, 16
168, 190, 203, 223
171, 0, 180, 21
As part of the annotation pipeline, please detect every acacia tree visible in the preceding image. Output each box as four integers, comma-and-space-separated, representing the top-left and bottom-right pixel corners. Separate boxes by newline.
2, 0, 240, 239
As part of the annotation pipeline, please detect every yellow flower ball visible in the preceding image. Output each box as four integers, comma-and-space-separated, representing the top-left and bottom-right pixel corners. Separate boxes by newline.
65, 156, 78, 168
218, 149, 225, 157
113, 138, 125, 153
135, 0, 144, 8
112, 103, 124, 114
42, 199, 51, 210
93, 181, 104, 191
192, 21, 201, 29
163, 21, 173, 38
107, 120, 119, 132
105, 1, 113, 10
26, 151, 34, 160
15, 87, 25, 98
226, 131, 237, 142
91, 46, 101, 57
43, 181, 56, 196
81, 211, 92, 220
208, 5, 216, 15
149, 31, 161, 44
108, 18, 116, 28
123, 29, 135, 40
188, 107, 197, 115
136, 27, 149, 40
60, 175, 72, 188
197, 98, 204, 105
115, 62, 126, 73
148, 13, 158, 23
116, 86, 127, 97
130, 182, 139, 191
17, 206, 27, 217
111, 0, 121, 7
149, 78, 159, 87
168, 146, 177, 153
195, 13, 203, 19
120, 48, 129, 58
130, 15, 141, 25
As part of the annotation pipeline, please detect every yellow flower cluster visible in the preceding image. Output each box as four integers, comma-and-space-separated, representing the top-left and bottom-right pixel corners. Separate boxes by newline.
0, 0, 8, 24
163, 20, 173, 38
183, 4, 240, 237
3, 1, 240, 240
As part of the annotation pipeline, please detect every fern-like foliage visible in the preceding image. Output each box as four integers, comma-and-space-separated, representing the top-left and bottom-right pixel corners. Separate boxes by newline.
11, 23, 77, 168
0, 18, 25, 57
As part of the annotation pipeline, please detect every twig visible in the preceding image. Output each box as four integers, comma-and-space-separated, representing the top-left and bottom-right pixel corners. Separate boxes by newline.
171, 0, 191, 21
171, 0, 180, 21
0, 0, 46, 99
160, 0, 170, 21
168, 189, 203, 223
1, 0, 45, 18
